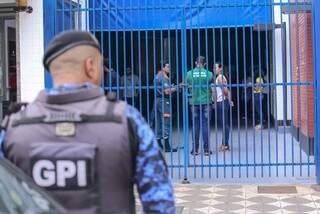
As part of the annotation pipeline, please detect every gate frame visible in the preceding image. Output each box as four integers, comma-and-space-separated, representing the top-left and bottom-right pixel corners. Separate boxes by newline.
43, 0, 55, 89
313, 0, 320, 184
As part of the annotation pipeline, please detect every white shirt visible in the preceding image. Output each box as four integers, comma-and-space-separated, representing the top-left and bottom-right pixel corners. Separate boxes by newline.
215, 74, 227, 102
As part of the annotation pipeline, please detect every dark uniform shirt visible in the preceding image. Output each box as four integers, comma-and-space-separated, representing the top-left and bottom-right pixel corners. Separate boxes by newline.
155, 71, 171, 98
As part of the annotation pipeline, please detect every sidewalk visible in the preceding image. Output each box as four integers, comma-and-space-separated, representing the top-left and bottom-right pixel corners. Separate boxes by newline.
137, 183, 320, 213
174, 183, 320, 213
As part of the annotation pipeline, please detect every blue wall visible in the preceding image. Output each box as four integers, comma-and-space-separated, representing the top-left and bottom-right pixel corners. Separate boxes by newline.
90, 0, 272, 31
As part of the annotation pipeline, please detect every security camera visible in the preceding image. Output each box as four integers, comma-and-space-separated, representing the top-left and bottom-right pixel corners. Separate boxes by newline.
26, 6, 33, 13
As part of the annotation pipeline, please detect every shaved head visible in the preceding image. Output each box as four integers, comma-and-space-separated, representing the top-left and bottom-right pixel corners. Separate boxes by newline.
49, 45, 102, 87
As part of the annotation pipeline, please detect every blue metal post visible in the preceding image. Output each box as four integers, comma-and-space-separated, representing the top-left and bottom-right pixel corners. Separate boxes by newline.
43, 0, 55, 89
313, 0, 320, 184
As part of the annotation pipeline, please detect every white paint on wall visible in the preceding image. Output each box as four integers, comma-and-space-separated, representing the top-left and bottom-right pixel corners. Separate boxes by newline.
273, 0, 292, 122
18, 0, 44, 102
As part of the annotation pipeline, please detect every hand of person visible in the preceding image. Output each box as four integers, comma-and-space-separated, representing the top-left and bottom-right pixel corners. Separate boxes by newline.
179, 83, 185, 88
229, 101, 234, 107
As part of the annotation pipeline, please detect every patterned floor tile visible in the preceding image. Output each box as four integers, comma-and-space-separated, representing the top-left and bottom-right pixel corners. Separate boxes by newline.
139, 184, 320, 213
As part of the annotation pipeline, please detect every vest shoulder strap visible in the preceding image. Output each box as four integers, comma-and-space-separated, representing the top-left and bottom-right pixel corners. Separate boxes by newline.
11, 97, 123, 127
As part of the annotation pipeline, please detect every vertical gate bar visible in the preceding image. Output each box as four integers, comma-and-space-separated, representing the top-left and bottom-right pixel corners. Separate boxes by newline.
204, 0, 212, 179
257, 18, 263, 178
294, 0, 301, 177
77, 0, 80, 30
100, 0, 104, 90
168, 22, 174, 177
115, 3, 120, 98
123, 0, 127, 105
69, 0, 72, 30
287, 0, 293, 178
145, 3, 150, 125
188, 0, 196, 179
302, 0, 311, 177
312, 0, 320, 182
181, 7, 189, 182
152, 0, 158, 153
62, 0, 65, 31
107, 0, 111, 92
250, 24, 256, 177
220, 25, 226, 178
235, 23, 241, 178
54, 0, 57, 34
129, 0, 134, 109
130, 29, 134, 106
174, 4, 181, 179
196, 3, 204, 179
213, 27, 219, 178
173, 3, 181, 179
272, 0, 279, 177
86, 0, 89, 31
263, 0, 271, 177
242, 23, 249, 178
160, 21, 165, 152
301, 0, 309, 177
227, 25, 234, 178
160, 2, 165, 153
137, 11, 142, 114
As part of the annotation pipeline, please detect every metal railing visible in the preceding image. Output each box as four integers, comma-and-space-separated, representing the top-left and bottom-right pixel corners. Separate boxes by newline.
44, 0, 317, 181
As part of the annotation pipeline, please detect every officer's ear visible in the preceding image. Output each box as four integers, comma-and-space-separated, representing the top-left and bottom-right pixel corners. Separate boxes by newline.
84, 56, 102, 86
84, 57, 96, 78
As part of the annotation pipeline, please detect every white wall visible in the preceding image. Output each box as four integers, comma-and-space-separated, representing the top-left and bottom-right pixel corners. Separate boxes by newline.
273, 0, 292, 122
18, 0, 44, 102
17, 0, 88, 102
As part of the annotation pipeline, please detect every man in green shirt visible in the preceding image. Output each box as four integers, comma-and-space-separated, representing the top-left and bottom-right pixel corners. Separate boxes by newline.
186, 56, 213, 155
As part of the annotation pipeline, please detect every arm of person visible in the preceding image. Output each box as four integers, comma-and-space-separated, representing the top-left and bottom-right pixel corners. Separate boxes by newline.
126, 106, 176, 214
217, 75, 232, 103
163, 83, 176, 95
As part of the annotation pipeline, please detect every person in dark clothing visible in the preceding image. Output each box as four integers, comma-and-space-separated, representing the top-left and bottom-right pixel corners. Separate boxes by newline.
151, 61, 177, 152
103, 58, 117, 93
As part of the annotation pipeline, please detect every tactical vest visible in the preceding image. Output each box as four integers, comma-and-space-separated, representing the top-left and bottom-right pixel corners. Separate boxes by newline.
3, 87, 137, 214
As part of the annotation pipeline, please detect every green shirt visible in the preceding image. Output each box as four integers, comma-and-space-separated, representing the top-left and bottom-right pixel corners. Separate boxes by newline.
186, 68, 213, 105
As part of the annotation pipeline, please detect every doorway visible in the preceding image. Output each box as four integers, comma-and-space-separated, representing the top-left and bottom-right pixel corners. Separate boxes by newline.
0, 17, 17, 119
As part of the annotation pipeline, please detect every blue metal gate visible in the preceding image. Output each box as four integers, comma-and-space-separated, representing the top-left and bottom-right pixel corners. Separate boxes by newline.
44, 0, 317, 182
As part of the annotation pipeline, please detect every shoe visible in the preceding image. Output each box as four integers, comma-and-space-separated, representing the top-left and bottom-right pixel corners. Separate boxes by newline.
164, 139, 177, 152
255, 124, 265, 130
219, 145, 230, 152
190, 150, 199, 156
165, 148, 178, 153
204, 150, 213, 156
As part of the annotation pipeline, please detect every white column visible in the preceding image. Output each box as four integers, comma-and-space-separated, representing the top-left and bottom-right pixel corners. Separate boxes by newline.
18, 0, 44, 102
273, 0, 292, 123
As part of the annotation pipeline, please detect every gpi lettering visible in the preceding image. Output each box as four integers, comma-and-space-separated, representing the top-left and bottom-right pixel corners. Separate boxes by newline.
32, 160, 88, 188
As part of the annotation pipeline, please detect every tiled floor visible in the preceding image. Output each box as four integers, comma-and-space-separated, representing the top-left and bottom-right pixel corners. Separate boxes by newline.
136, 184, 320, 213
173, 184, 320, 213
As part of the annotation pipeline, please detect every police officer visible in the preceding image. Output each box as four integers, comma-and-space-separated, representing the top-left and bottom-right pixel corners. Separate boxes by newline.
151, 61, 177, 153
1, 31, 175, 213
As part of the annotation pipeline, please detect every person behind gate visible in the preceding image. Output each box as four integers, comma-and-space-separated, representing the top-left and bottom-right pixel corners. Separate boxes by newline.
151, 61, 178, 152
1, 31, 175, 214
214, 62, 233, 152
121, 67, 139, 107
186, 56, 213, 156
